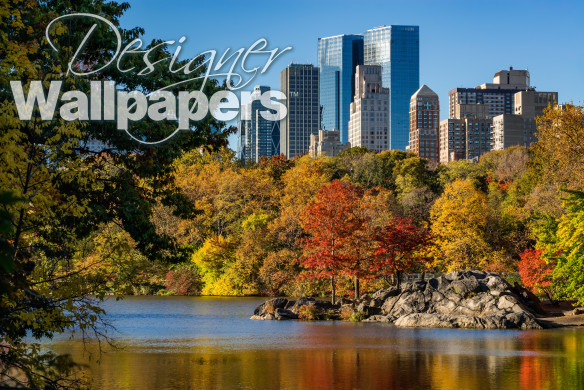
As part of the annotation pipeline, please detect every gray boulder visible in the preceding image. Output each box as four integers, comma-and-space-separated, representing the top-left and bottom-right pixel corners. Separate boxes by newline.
450, 276, 482, 297
369, 299, 384, 308
275, 308, 298, 320
357, 302, 381, 316
254, 298, 288, 316
362, 314, 396, 323
372, 288, 400, 301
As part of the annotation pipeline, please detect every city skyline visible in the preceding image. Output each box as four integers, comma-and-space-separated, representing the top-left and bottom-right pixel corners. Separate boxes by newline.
120, 0, 584, 150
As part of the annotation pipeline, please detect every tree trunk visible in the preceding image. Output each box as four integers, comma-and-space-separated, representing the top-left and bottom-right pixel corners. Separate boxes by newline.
544, 288, 557, 305
354, 275, 360, 300
396, 270, 402, 289
331, 275, 336, 304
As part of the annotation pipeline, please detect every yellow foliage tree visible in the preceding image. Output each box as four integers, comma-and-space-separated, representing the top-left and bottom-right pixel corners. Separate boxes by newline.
533, 104, 584, 190
430, 178, 493, 271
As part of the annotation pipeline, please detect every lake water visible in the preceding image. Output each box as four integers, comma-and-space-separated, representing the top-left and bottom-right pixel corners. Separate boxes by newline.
47, 296, 584, 389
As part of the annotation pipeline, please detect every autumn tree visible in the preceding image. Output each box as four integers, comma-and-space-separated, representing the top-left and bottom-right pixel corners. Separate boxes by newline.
368, 217, 431, 287
192, 235, 237, 295
299, 180, 364, 303
72, 222, 166, 295
269, 156, 332, 250
518, 248, 556, 302
532, 104, 584, 190
394, 156, 439, 224
430, 178, 495, 271
346, 187, 399, 298
548, 190, 584, 305
0, 0, 232, 387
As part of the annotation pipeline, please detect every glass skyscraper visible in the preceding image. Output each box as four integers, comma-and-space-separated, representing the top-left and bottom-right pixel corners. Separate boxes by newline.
364, 26, 419, 151
237, 86, 280, 163
317, 35, 363, 144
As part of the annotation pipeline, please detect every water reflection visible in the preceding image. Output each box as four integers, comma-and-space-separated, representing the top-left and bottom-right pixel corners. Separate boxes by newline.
47, 297, 584, 390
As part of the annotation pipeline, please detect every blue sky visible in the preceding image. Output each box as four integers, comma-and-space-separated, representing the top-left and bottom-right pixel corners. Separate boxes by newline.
121, 0, 584, 148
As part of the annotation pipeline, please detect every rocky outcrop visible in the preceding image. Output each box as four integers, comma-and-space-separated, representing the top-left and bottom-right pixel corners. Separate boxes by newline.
251, 296, 338, 321
251, 271, 545, 329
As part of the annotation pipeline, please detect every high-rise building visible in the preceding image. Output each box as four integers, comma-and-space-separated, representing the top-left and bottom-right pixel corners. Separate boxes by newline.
492, 90, 558, 150
309, 129, 347, 157
238, 86, 280, 163
280, 64, 320, 158
492, 115, 537, 150
364, 25, 420, 151
317, 34, 363, 143
449, 67, 531, 119
439, 117, 493, 163
439, 119, 466, 164
464, 118, 493, 160
514, 91, 558, 117
443, 67, 557, 161
409, 85, 439, 162
348, 65, 390, 153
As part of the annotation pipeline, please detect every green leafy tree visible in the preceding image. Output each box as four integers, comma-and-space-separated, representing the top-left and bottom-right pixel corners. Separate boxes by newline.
0, 0, 232, 387
549, 190, 584, 305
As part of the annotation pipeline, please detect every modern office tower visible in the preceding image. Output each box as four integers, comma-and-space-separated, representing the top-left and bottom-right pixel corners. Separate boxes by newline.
439, 118, 493, 163
280, 64, 320, 158
309, 129, 347, 157
348, 65, 390, 153
449, 67, 532, 119
364, 25, 420, 151
492, 90, 558, 150
238, 86, 280, 163
317, 34, 363, 143
409, 85, 439, 162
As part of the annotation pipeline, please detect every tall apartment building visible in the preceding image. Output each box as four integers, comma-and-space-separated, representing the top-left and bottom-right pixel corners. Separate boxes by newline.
492, 90, 558, 150
364, 25, 420, 151
439, 118, 493, 163
348, 65, 390, 153
443, 67, 558, 161
492, 115, 537, 150
280, 64, 320, 158
514, 91, 558, 117
317, 35, 363, 143
439, 119, 465, 163
238, 86, 280, 163
309, 129, 347, 157
449, 67, 531, 119
409, 85, 439, 162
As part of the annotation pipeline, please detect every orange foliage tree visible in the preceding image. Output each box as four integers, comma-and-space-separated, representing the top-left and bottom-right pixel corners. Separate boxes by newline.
299, 180, 365, 303
518, 248, 556, 302
368, 217, 431, 288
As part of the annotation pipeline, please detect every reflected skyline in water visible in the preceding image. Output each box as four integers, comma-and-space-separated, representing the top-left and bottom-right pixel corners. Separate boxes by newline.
47, 297, 584, 389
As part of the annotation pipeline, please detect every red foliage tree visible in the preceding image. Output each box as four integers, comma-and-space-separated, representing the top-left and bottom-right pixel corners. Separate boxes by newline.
299, 180, 365, 303
368, 217, 431, 287
518, 248, 556, 302
165, 268, 201, 296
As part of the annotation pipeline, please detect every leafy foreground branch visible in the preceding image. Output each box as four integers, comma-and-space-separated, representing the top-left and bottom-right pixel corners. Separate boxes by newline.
0, 0, 232, 387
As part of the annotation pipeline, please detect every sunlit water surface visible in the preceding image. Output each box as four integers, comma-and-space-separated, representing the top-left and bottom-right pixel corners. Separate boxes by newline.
46, 296, 584, 389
